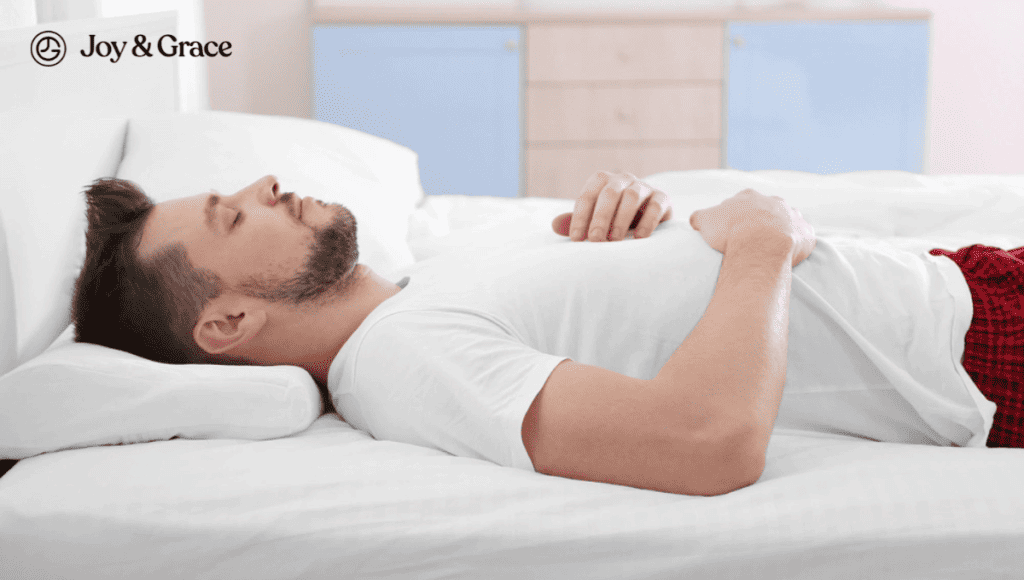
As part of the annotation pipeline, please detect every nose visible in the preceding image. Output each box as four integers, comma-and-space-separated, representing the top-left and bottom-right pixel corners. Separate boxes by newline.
261, 175, 280, 205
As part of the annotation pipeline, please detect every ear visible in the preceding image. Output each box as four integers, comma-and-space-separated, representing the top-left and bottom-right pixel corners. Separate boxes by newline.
193, 297, 268, 356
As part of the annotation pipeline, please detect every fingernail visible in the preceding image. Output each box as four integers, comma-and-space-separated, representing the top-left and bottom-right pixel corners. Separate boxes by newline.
561, 215, 572, 233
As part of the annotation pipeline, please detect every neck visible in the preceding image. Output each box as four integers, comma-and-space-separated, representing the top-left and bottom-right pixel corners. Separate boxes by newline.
257, 265, 402, 388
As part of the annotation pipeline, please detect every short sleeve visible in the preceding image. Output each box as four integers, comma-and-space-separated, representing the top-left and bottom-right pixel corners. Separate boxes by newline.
334, 309, 568, 471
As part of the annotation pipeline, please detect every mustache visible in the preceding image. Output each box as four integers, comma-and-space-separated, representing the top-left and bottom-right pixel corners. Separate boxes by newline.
279, 191, 298, 216
279, 191, 334, 215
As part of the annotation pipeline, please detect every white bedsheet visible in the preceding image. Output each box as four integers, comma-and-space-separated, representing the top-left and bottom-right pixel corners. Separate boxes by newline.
2, 417, 1022, 579
2, 170, 1024, 579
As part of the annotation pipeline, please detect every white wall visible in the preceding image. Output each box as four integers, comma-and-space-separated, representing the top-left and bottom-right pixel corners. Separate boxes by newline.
33, 0, 98, 22
883, 0, 1023, 174
204, 0, 310, 117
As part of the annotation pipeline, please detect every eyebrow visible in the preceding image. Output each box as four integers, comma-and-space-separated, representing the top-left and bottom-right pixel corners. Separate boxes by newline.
204, 194, 219, 230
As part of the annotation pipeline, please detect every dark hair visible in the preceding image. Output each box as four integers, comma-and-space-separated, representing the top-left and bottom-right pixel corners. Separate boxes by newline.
72, 178, 236, 365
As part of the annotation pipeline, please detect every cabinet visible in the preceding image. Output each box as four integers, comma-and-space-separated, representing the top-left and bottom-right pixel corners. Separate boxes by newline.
312, 8, 930, 198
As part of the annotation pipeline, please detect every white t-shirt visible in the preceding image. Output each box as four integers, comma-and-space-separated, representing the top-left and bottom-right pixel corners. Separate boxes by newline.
328, 221, 996, 471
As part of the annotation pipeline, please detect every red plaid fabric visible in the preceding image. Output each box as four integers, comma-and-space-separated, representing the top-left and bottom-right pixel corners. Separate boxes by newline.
930, 244, 1024, 448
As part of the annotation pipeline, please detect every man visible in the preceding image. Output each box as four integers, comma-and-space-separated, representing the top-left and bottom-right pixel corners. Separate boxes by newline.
72, 171, 1022, 497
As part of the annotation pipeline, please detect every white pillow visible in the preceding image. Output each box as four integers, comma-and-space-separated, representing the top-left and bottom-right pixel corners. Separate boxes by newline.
0, 326, 323, 460
116, 111, 424, 279
0, 113, 128, 369
0, 208, 16, 377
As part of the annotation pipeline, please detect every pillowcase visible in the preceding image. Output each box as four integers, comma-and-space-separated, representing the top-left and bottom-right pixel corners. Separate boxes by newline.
0, 208, 16, 377
0, 113, 128, 370
0, 326, 323, 460
116, 111, 425, 279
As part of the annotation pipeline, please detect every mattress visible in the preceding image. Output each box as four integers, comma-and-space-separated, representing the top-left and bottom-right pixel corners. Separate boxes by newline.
2, 169, 1024, 579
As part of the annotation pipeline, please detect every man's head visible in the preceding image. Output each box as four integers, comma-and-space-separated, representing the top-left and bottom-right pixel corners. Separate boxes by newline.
72, 175, 359, 365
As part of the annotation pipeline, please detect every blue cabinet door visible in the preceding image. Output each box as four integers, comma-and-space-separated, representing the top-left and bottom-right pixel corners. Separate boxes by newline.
313, 26, 522, 197
726, 22, 929, 173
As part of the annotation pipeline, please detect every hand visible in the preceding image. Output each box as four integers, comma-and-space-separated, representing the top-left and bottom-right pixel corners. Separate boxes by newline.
688, 189, 816, 267
551, 171, 673, 242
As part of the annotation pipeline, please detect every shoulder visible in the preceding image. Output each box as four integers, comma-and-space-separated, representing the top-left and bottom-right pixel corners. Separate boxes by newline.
347, 306, 541, 387
359, 307, 518, 354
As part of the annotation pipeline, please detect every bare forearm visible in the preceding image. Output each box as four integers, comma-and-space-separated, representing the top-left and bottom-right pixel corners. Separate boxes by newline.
652, 233, 793, 458
525, 188, 809, 496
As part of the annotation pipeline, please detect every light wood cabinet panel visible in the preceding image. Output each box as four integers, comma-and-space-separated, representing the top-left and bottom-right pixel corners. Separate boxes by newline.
527, 85, 721, 142
526, 23, 724, 196
527, 24, 724, 83
526, 145, 720, 198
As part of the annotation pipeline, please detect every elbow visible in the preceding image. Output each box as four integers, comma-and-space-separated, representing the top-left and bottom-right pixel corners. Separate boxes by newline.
686, 457, 764, 497
705, 450, 765, 496
675, 427, 767, 497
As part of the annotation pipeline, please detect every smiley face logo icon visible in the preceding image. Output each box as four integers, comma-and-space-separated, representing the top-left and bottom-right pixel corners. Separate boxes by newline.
31, 31, 66, 67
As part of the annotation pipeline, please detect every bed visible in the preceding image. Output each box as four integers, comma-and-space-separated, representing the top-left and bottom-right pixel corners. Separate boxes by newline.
2, 107, 1024, 578
3, 16, 1024, 580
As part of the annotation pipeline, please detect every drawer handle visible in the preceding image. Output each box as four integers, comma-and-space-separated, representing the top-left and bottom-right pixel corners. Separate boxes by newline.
616, 108, 633, 123
617, 50, 630, 63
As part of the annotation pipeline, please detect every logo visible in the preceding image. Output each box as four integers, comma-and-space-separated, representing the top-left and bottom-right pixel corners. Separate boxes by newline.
31, 30, 66, 67
30, 31, 232, 66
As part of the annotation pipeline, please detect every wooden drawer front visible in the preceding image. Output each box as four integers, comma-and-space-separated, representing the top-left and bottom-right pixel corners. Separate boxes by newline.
527, 24, 724, 83
527, 85, 721, 142
526, 145, 720, 198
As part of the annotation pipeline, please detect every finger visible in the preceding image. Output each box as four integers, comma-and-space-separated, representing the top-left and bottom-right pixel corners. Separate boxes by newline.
608, 179, 648, 241
551, 212, 573, 236
689, 209, 702, 230
633, 190, 671, 238
588, 178, 628, 242
569, 172, 609, 241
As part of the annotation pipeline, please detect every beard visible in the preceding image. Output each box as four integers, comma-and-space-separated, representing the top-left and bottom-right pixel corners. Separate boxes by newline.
235, 197, 360, 304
